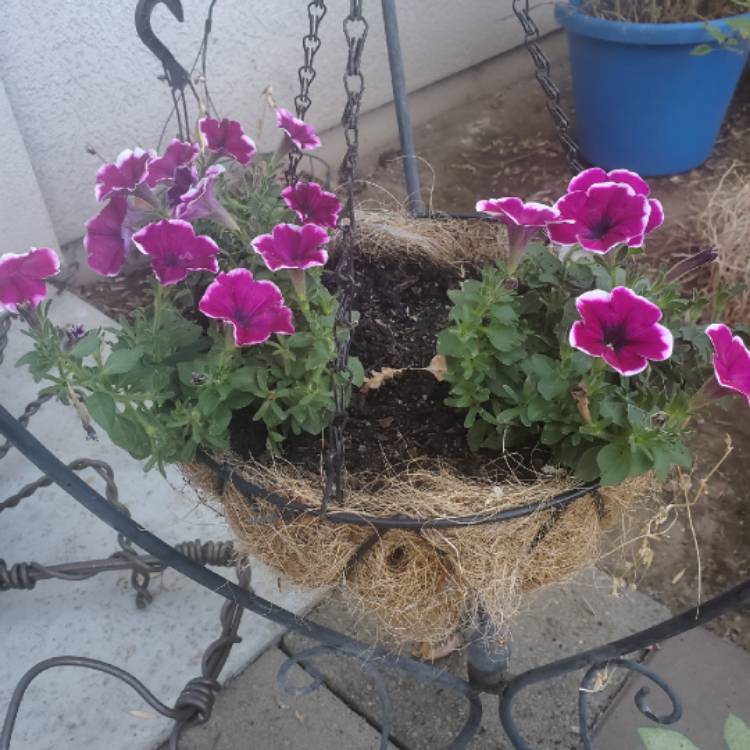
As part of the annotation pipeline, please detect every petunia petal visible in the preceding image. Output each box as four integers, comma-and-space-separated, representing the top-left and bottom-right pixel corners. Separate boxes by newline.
281, 182, 341, 228
0, 247, 60, 312
276, 108, 321, 152
252, 223, 329, 272
145, 139, 199, 187
95, 148, 154, 202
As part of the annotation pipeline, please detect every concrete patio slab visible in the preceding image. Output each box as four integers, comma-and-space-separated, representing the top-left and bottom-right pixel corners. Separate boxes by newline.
172, 647, 397, 750
0, 292, 322, 750
593, 626, 750, 750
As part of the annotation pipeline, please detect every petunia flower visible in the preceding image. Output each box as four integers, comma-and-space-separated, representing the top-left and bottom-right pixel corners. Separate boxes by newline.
95, 148, 155, 202
569, 286, 673, 376
705, 323, 750, 406
281, 181, 341, 228
548, 182, 652, 254
252, 223, 329, 272
476, 197, 559, 271
165, 165, 198, 209
276, 107, 321, 152
198, 117, 256, 165
132, 219, 219, 286
0, 247, 60, 312
174, 165, 239, 231
145, 138, 199, 187
198, 268, 295, 346
561, 167, 664, 242
84, 196, 150, 277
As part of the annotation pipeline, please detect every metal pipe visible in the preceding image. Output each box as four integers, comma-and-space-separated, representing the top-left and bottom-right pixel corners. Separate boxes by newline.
380, 0, 425, 216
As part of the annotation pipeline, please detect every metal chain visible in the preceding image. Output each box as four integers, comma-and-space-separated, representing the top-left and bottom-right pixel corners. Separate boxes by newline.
0, 314, 10, 368
511, 0, 584, 173
284, 0, 328, 186
0, 392, 55, 462
321, 1, 369, 512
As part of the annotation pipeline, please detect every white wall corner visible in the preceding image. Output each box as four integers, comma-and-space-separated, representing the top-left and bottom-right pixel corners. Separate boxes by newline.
0, 77, 59, 258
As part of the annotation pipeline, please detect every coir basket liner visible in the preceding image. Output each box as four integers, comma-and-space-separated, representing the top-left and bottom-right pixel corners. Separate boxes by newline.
183, 211, 656, 648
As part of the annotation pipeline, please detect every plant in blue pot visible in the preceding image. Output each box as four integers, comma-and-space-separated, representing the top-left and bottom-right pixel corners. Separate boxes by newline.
556, 0, 750, 175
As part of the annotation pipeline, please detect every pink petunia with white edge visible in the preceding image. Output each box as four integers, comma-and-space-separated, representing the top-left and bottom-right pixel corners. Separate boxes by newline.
276, 108, 321, 152
564, 167, 664, 240
174, 165, 238, 231
251, 223, 330, 273
95, 148, 155, 202
569, 286, 673, 376
198, 269, 295, 347
281, 182, 341, 228
476, 197, 559, 269
0, 247, 60, 312
84, 196, 149, 277
198, 117, 256, 165
145, 139, 199, 187
705, 323, 750, 406
548, 182, 652, 254
132, 220, 219, 286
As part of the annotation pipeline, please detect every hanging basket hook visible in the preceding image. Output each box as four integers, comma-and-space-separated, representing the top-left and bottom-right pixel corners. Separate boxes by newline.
135, 0, 191, 93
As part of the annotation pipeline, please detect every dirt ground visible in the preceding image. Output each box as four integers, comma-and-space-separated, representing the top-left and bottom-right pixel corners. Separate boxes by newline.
75, 59, 750, 650
356, 65, 750, 650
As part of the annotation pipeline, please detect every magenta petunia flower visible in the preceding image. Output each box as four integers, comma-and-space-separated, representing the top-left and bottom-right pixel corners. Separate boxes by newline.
198, 268, 295, 346
548, 182, 652, 254
145, 138, 199, 188
569, 287, 673, 376
251, 222, 329, 272
281, 181, 341, 228
84, 196, 150, 277
276, 107, 321, 152
173, 165, 238, 231
705, 323, 750, 406
565, 167, 664, 239
476, 197, 559, 269
198, 117, 256, 165
132, 219, 219, 286
95, 148, 155, 202
0, 247, 60, 312
166, 165, 198, 209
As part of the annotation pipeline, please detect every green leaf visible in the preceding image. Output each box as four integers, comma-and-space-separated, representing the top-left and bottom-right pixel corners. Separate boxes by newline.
597, 442, 632, 486
229, 367, 259, 392
104, 346, 144, 376
725, 713, 750, 750
575, 445, 601, 482
109, 415, 150, 460
437, 329, 467, 358
348, 357, 365, 387
485, 325, 520, 352
85, 392, 116, 432
637, 728, 700, 750
70, 331, 101, 359
691, 43, 714, 56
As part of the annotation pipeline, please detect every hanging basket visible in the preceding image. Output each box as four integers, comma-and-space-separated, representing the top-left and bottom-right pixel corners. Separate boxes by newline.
182, 213, 657, 647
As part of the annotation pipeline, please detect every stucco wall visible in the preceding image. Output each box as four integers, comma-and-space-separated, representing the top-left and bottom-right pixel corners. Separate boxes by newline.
0, 1, 556, 246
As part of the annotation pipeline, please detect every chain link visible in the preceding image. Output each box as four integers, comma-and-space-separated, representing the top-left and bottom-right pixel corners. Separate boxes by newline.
511, 0, 584, 173
284, 1, 328, 186
321, 1, 368, 512
0, 313, 10, 369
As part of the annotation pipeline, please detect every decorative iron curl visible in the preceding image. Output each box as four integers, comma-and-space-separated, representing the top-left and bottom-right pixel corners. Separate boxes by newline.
578, 658, 682, 750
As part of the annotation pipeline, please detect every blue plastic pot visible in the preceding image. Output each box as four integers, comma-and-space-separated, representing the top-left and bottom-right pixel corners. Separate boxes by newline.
555, 4, 750, 175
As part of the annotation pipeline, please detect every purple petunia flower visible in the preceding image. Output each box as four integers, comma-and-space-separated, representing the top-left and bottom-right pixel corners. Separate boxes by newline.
567, 167, 664, 240
706, 323, 750, 406
0, 247, 60, 312
145, 138, 199, 188
173, 165, 238, 231
548, 182, 652, 254
476, 197, 559, 269
251, 223, 330, 272
84, 196, 148, 277
569, 287, 673, 376
166, 165, 198, 209
198, 117, 256, 165
276, 108, 321, 152
281, 181, 341, 228
95, 148, 155, 202
132, 219, 219, 286
198, 268, 295, 346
